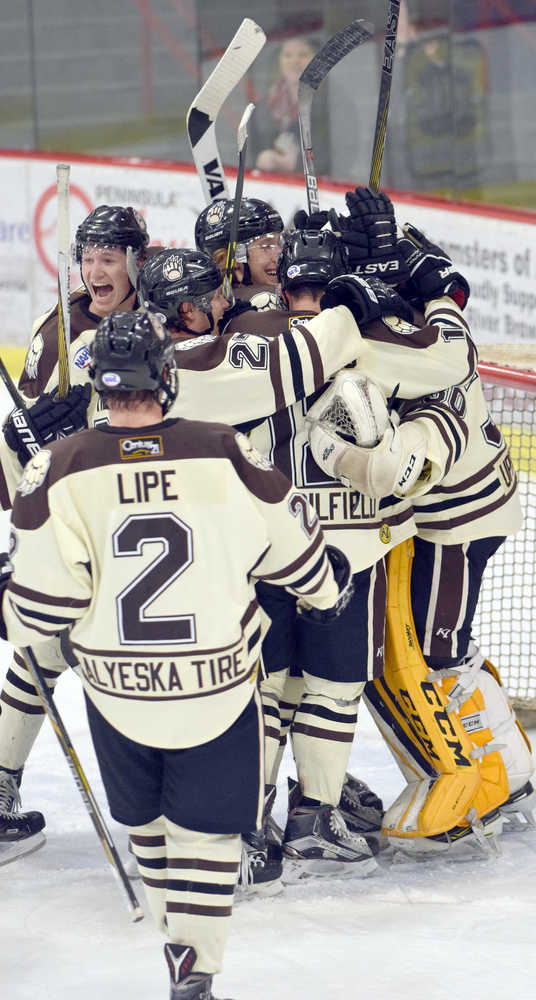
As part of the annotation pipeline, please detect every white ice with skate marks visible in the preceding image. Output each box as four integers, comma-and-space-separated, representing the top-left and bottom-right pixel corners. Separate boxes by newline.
1, 652, 536, 1000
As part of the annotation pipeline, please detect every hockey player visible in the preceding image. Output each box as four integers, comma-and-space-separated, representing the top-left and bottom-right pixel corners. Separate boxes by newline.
18, 204, 150, 400
194, 197, 283, 300
0, 309, 351, 1000
0, 205, 150, 858
306, 191, 534, 853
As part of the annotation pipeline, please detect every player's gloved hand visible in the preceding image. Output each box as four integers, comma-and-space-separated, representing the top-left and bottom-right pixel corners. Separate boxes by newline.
4, 384, 92, 467
397, 223, 470, 309
219, 297, 257, 333
293, 209, 330, 231
0, 551, 13, 639
320, 274, 414, 327
328, 186, 410, 285
297, 545, 354, 626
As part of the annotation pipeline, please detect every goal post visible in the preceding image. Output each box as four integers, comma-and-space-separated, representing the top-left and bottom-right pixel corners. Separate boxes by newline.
474, 345, 536, 723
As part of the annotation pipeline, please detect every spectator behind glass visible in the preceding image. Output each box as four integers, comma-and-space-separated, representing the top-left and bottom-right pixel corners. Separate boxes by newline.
254, 36, 317, 174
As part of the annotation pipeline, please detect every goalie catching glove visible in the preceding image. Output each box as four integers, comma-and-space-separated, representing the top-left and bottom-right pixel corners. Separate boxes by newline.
297, 544, 354, 626
4, 384, 92, 467
397, 223, 470, 310
320, 274, 414, 328
307, 371, 428, 499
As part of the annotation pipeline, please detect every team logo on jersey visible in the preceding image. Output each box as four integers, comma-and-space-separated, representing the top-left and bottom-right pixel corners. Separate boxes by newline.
235, 432, 273, 471
119, 435, 164, 460
174, 334, 215, 351
206, 201, 226, 226
379, 523, 391, 544
17, 449, 51, 496
73, 343, 91, 369
383, 316, 419, 336
24, 332, 44, 380
162, 254, 184, 282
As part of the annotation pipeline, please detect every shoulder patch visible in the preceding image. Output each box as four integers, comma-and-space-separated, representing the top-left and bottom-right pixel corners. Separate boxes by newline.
17, 450, 51, 496
234, 432, 273, 471
383, 316, 419, 336
24, 332, 44, 380
73, 343, 92, 369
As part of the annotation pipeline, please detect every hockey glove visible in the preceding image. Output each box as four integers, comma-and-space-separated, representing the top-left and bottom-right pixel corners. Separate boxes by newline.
4, 384, 92, 467
293, 209, 331, 231
329, 186, 410, 285
320, 274, 414, 327
397, 223, 470, 310
297, 545, 354, 626
219, 297, 257, 333
0, 551, 13, 640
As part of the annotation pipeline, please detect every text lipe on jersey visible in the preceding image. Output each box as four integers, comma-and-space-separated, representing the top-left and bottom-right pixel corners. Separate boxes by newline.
78, 646, 251, 699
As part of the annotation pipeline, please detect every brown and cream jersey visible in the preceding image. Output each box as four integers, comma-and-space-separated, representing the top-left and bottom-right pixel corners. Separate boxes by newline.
3, 419, 339, 749
18, 289, 100, 399
399, 372, 522, 543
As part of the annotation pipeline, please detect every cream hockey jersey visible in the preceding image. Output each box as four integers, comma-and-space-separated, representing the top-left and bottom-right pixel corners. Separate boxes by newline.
230, 299, 481, 572
3, 419, 340, 750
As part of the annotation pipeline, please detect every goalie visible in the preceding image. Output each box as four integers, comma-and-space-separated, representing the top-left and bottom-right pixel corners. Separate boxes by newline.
306, 195, 534, 856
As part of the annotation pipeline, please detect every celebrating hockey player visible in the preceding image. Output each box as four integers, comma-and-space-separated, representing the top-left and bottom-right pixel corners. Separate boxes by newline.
0, 309, 352, 1000
194, 197, 283, 299
18, 204, 150, 400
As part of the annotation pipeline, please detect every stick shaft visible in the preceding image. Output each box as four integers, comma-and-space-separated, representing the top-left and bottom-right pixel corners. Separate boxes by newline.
222, 102, 254, 301
56, 163, 71, 398
23, 646, 143, 921
369, 1, 401, 192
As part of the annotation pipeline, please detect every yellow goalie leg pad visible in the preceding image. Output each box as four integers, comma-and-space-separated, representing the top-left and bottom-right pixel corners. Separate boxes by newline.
372, 540, 508, 840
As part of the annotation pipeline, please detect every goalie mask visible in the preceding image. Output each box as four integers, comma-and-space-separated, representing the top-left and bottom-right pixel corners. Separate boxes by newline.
277, 229, 349, 294
137, 248, 222, 333
89, 309, 178, 414
195, 198, 284, 283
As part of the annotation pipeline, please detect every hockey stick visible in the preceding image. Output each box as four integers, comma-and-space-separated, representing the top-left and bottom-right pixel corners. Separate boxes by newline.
221, 102, 255, 302
187, 18, 266, 204
298, 19, 374, 215
369, 1, 401, 192
56, 163, 71, 398
22, 646, 144, 922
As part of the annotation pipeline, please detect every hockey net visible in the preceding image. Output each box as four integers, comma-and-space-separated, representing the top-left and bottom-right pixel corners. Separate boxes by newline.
473, 345, 536, 720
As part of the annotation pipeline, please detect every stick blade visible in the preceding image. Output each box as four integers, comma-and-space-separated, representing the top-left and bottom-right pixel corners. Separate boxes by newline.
187, 19, 266, 204
237, 102, 255, 152
299, 18, 374, 91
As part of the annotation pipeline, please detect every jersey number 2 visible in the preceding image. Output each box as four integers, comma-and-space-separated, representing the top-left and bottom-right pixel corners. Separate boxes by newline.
113, 513, 195, 645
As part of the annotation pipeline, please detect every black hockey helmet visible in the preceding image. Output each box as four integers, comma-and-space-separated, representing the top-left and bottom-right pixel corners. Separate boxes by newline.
74, 205, 150, 264
89, 309, 177, 413
277, 229, 349, 292
137, 248, 222, 329
194, 198, 284, 257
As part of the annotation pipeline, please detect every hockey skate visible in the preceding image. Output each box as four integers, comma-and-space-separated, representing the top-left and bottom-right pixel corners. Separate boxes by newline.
337, 772, 387, 854
282, 788, 378, 881
165, 944, 233, 1000
0, 768, 46, 866
500, 781, 536, 832
236, 786, 283, 898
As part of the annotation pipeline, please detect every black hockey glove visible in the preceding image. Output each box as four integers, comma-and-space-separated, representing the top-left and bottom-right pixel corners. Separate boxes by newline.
397, 223, 470, 310
219, 297, 257, 333
293, 209, 330, 231
320, 274, 414, 327
329, 186, 410, 285
0, 551, 13, 640
4, 384, 91, 467
297, 545, 354, 626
